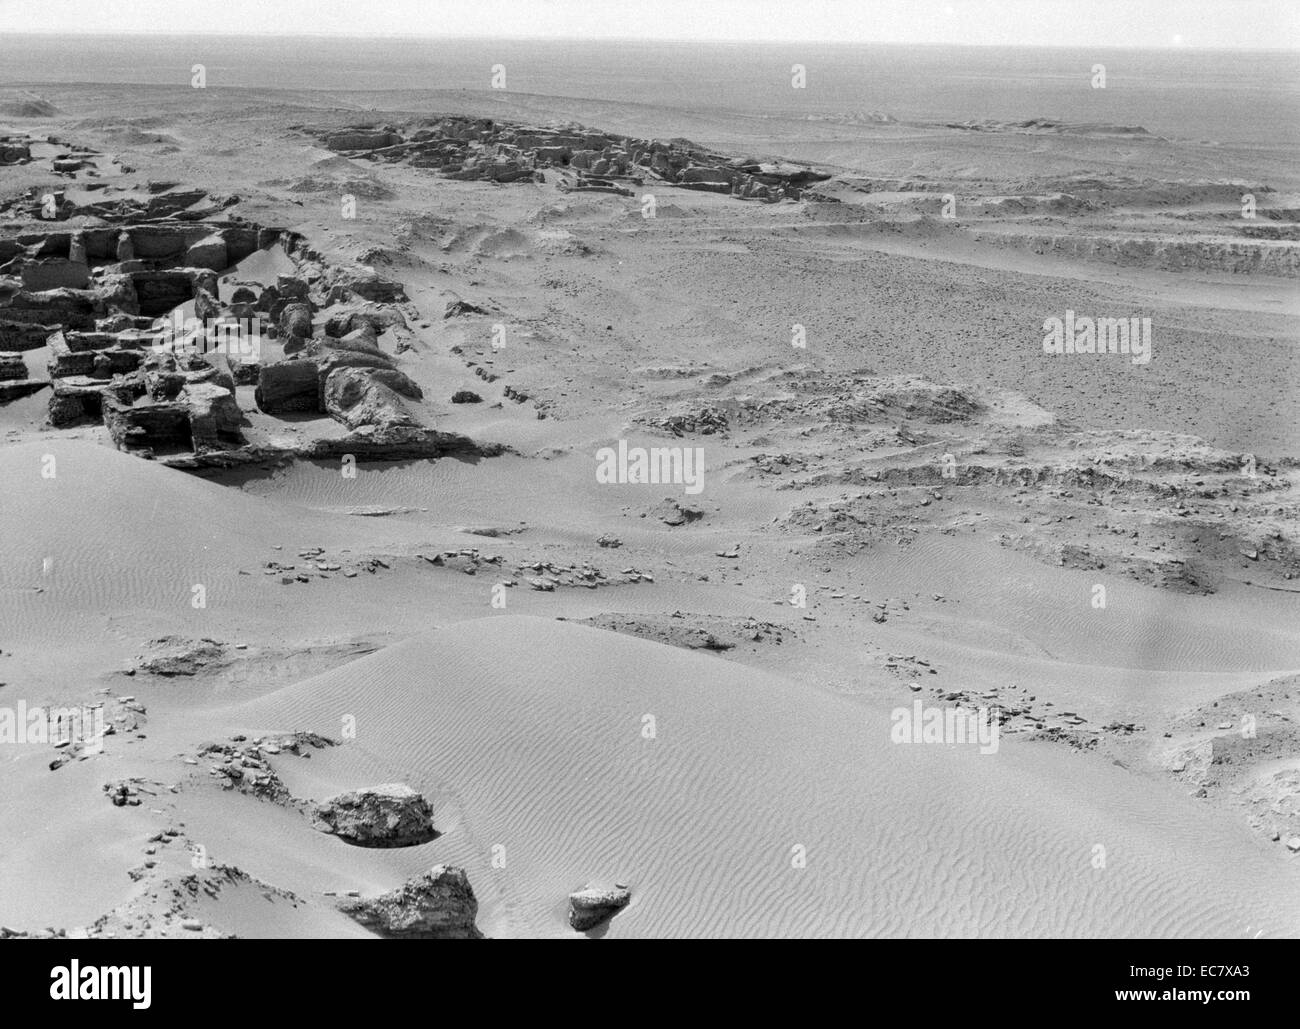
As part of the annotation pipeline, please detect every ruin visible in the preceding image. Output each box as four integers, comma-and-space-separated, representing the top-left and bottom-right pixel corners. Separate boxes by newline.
0, 136, 32, 166
0, 140, 500, 467
309, 116, 832, 202
0, 117, 835, 468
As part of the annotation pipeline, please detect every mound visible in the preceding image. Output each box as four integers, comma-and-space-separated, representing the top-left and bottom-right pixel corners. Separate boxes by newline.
0, 439, 427, 636
472, 228, 531, 259
308, 155, 366, 174
0, 98, 59, 118
233, 615, 1300, 937
0, 440, 298, 599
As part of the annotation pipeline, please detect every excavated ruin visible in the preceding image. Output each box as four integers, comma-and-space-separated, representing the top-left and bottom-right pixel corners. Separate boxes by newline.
307, 115, 832, 202
0, 138, 504, 468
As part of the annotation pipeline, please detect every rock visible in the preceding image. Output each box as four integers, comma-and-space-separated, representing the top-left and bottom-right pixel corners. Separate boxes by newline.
444, 299, 489, 318
322, 365, 419, 431
230, 361, 260, 387
252, 283, 280, 312
279, 302, 313, 342
103, 779, 143, 807
130, 634, 224, 675
115, 231, 135, 262
367, 367, 423, 400
312, 330, 385, 360
190, 288, 226, 332
337, 865, 481, 938
191, 353, 238, 392
184, 233, 228, 273
1287, 837, 1300, 853
653, 498, 704, 526
184, 381, 243, 450
310, 783, 437, 847
324, 304, 408, 338
229, 301, 257, 326
255, 359, 320, 414
308, 341, 397, 388
328, 268, 406, 303
568, 884, 631, 931
339, 323, 379, 349
93, 274, 141, 318
451, 390, 482, 404
275, 275, 309, 300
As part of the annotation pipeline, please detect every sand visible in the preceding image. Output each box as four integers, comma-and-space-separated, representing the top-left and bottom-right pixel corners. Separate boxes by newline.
1, 74, 1298, 938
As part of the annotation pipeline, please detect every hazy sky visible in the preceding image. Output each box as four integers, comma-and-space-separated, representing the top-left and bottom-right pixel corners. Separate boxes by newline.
2, 0, 1297, 49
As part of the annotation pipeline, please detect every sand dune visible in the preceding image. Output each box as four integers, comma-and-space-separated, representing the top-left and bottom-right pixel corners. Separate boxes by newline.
225, 616, 1298, 937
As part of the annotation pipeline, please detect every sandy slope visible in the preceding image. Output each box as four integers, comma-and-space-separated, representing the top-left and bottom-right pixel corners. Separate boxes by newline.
3, 437, 1293, 936
215, 616, 1299, 937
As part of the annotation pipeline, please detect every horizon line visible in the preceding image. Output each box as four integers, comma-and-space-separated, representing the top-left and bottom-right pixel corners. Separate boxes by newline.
1, 30, 1297, 52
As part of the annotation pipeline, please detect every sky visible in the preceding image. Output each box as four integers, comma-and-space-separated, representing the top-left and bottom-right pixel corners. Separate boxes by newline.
1, 0, 1297, 49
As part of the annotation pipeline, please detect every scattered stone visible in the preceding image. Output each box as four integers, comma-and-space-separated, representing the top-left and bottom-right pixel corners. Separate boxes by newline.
337, 865, 482, 938
652, 498, 705, 526
444, 300, 489, 318
310, 783, 437, 847
132, 636, 226, 677
568, 884, 632, 931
